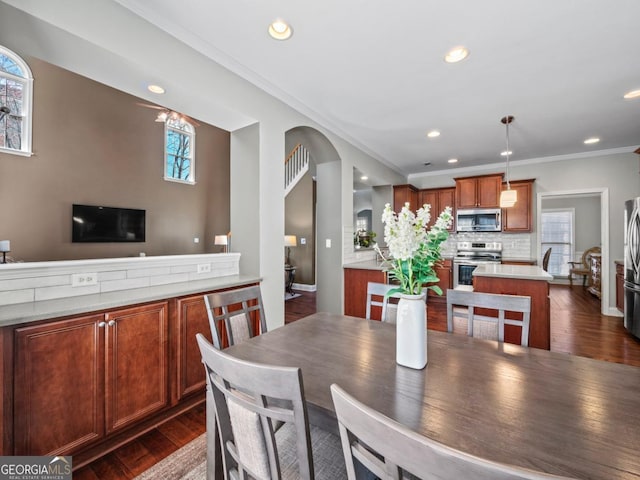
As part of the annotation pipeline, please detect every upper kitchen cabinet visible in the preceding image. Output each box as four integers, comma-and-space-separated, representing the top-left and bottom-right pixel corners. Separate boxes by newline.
455, 174, 503, 209
502, 179, 534, 232
419, 188, 456, 232
393, 184, 418, 213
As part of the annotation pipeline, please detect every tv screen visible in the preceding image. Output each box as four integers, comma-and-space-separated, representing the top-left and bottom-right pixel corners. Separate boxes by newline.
72, 204, 146, 243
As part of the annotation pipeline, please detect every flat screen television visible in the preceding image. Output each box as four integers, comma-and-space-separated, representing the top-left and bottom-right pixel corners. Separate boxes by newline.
72, 204, 146, 243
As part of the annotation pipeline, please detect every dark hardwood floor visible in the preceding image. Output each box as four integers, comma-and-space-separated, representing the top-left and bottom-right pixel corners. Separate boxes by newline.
75, 285, 639, 477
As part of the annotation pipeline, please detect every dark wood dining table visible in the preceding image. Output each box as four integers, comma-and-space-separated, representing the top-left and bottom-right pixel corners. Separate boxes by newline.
213, 312, 640, 479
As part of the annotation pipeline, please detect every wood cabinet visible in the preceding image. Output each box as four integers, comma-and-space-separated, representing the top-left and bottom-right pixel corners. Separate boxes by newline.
14, 302, 168, 455
174, 295, 216, 403
502, 179, 534, 232
616, 261, 624, 312
393, 184, 418, 213
344, 267, 387, 318
454, 174, 503, 209
419, 188, 455, 232
426, 259, 452, 300
588, 254, 602, 299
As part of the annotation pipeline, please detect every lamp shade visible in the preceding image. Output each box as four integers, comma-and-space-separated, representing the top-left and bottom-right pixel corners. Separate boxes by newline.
0, 240, 9, 251
214, 235, 228, 246
499, 189, 518, 208
284, 235, 297, 247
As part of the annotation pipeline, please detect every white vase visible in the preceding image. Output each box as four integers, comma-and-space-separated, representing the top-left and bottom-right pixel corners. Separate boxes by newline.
396, 292, 427, 369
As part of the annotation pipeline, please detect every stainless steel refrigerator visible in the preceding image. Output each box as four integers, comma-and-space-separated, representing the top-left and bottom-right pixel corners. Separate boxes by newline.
624, 197, 640, 338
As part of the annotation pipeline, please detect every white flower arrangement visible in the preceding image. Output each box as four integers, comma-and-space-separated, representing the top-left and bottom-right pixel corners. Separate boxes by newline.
378, 202, 453, 296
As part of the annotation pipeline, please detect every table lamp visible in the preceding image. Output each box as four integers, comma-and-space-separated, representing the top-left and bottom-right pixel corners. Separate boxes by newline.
215, 235, 228, 253
284, 235, 297, 265
0, 240, 10, 264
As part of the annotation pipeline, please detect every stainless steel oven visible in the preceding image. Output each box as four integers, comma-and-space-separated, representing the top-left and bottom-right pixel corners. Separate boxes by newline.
453, 241, 502, 288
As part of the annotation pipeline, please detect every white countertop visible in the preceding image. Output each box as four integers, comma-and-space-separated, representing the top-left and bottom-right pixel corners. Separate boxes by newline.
0, 274, 261, 327
472, 264, 553, 282
343, 259, 389, 271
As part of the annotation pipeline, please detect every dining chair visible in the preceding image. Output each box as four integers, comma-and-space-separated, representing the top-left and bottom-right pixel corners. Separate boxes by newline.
446, 289, 532, 346
330, 383, 576, 480
196, 334, 346, 480
568, 246, 601, 287
203, 285, 267, 349
365, 282, 401, 324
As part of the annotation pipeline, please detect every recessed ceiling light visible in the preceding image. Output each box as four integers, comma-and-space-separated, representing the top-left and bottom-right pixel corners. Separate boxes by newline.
444, 46, 469, 63
147, 84, 165, 94
500, 150, 513, 156
584, 137, 600, 145
268, 19, 293, 40
360, 176, 368, 181
447, 158, 458, 164
623, 89, 640, 99
427, 130, 440, 138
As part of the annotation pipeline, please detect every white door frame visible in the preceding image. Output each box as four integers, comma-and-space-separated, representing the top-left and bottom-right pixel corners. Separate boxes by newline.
536, 187, 612, 316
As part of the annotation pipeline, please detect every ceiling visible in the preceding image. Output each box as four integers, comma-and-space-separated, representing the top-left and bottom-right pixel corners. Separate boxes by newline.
113, 0, 640, 177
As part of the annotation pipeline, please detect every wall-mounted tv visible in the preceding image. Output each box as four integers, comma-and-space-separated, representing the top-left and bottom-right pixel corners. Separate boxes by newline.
72, 204, 146, 243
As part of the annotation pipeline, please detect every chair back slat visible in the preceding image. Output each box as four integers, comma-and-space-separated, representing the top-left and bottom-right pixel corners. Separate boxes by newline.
446, 289, 531, 346
204, 285, 267, 349
365, 282, 401, 323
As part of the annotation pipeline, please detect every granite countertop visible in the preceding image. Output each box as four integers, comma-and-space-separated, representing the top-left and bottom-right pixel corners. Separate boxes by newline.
473, 264, 553, 282
0, 274, 261, 327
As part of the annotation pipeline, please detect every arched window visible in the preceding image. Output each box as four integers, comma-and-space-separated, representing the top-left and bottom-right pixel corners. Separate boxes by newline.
0, 46, 33, 156
164, 114, 195, 184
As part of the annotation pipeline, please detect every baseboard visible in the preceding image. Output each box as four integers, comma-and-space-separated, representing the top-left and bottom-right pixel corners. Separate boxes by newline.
606, 307, 623, 318
292, 283, 316, 292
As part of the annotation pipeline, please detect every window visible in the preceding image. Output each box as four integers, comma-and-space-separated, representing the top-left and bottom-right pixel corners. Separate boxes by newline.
164, 114, 195, 183
0, 46, 33, 156
541, 209, 575, 277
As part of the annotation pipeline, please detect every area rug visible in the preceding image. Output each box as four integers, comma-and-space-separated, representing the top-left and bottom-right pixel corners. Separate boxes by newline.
135, 433, 206, 479
285, 292, 302, 301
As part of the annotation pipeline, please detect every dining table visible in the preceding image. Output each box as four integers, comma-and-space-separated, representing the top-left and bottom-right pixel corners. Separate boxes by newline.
208, 312, 640, 479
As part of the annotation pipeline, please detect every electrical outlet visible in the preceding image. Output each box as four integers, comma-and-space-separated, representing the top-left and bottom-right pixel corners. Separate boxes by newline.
71, 273, 98, 287
197, 263, 211, 274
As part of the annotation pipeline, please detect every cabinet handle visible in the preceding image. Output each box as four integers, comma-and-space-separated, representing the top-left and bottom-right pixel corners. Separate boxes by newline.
108, 320, 116, 327
98, 321, 106, 328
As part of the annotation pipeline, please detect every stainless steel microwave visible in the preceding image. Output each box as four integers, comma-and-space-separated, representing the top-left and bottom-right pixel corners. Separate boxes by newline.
456, 208, 501, 232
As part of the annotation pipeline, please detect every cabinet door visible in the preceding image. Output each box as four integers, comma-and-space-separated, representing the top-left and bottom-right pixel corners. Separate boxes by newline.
438, 188, 456, 232
393, 185, 418, 212
105, 302, 169, 434
14, 314, 105, 455
476, 175, 502, 208
419, 190, 439, 228
175, 295, 214, 402
455, 178, 478, 208
427, 259, 452, 298
502, 181, 533, 232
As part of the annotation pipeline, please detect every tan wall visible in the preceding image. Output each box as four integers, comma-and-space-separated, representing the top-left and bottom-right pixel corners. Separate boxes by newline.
285, 173, 315, 285
0, 57, 230, 262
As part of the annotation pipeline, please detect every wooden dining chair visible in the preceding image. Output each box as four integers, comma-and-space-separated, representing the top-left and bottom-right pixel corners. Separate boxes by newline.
330, 383, 576, 480
204, 285, 267, 349
446, 289, 532, 346
568, 246, 600, 287
365, 282, 401, 324
196, 334, 346, 480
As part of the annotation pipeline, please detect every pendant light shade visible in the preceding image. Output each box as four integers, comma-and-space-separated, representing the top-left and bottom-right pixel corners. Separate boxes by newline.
500, 115, 517, 208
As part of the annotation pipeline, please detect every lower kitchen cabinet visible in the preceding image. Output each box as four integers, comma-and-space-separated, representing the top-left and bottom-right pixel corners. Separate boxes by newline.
174, 295, 214, 402
427, 259, 452, 300
14, 302, 168, 455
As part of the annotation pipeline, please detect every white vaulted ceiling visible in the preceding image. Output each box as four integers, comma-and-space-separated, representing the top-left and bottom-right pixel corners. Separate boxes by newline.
110, 0, 640, 175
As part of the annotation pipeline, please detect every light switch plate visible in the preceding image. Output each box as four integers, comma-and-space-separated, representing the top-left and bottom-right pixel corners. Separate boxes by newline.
300, 238, 306, 245
325, 239, 331, 248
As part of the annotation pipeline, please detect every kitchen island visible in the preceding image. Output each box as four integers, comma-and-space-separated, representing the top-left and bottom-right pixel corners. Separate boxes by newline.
344, 258, 453, 319
473, 264, 552, 349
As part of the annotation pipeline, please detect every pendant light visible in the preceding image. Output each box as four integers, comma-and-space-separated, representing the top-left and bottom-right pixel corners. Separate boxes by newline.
499, 115, 517, 208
